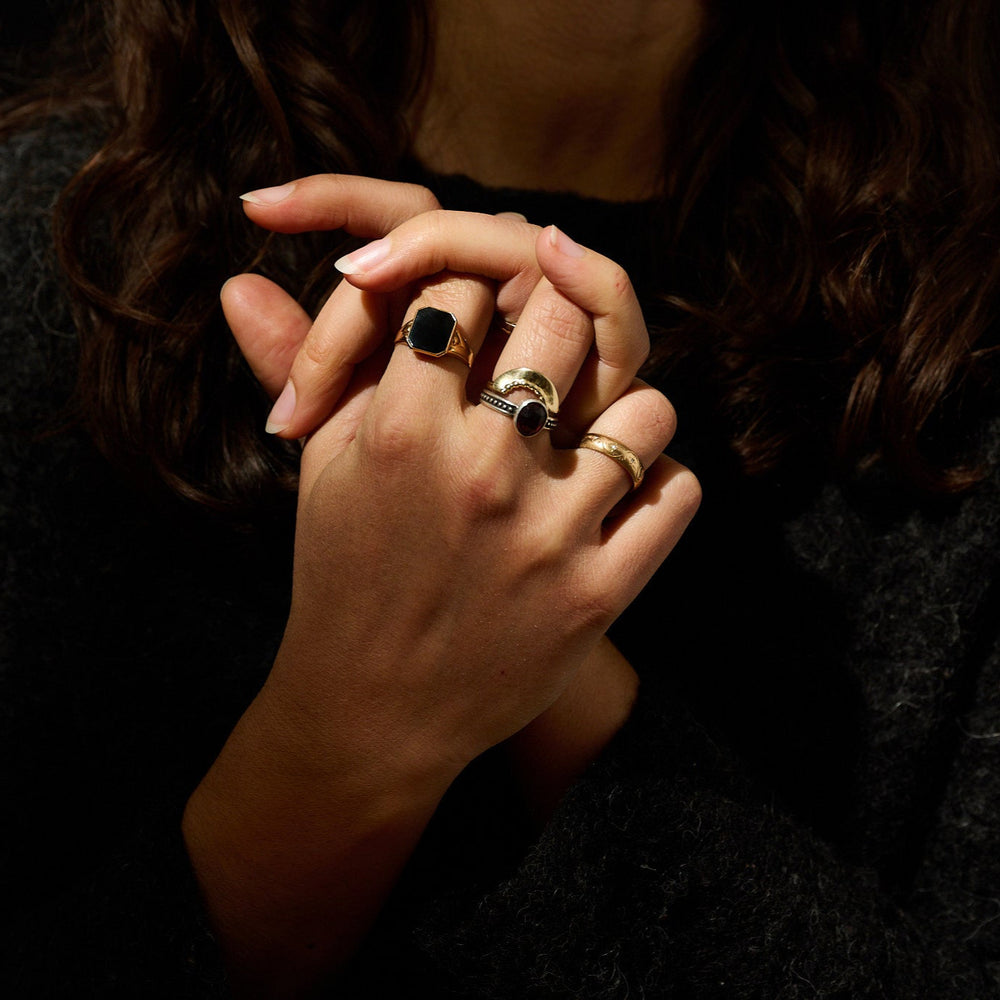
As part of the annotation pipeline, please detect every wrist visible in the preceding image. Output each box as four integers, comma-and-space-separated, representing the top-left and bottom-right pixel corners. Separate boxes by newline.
182, 682, 459, 990
260, 630, 474, 795
196, 673, 460, 831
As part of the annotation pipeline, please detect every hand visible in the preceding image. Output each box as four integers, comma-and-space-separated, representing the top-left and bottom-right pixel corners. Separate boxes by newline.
226, 177, 687, 797
268, 226, 697, 769
188, 187, 700, 993
227, 186, 694, 766
223, 175, 542, 436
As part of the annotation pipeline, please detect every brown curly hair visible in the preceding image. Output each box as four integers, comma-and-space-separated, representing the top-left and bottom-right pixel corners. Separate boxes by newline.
662, 0, 1000, 491
3, 0, 998, 510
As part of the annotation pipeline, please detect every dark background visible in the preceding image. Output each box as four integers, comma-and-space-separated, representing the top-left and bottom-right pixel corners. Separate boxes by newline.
1, 1, 76, 96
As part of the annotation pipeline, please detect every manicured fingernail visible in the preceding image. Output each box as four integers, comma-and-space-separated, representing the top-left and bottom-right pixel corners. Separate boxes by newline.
265, 380, 296, 434
240, 182, 296, 206
497, 211, 528, 222
334, 238, 391, 275
548, 225, 586, 258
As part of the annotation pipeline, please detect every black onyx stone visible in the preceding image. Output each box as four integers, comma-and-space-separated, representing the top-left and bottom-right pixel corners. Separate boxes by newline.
513, 399, 547, 436
407, 307, 456, 355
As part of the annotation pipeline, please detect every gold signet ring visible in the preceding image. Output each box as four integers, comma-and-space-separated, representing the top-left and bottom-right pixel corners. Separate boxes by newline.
395, 307, 474, 367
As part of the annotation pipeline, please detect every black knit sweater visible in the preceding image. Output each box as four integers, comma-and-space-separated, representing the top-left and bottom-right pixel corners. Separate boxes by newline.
4, 120, 1000, 999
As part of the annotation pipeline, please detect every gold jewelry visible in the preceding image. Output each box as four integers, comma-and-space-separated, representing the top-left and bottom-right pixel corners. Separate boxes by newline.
494, 313, 517, 336
480, 367, 560, 437
578, 433, 645, 490
490, 368, 559, 415
395, 307, 474, 367
479, 389, 558, 436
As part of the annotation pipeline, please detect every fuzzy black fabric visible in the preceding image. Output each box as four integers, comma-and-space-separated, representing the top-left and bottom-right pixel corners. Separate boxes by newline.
4, 120, 1000, 999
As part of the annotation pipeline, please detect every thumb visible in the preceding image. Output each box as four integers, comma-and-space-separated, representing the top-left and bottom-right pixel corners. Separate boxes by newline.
221, 273, 312, 399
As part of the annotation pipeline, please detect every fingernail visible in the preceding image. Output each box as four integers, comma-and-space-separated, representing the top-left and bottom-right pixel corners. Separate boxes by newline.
240, 182, 296, 206
265, 380, 296, 434
497, 211, 528, 222
334, 237, 391, 275
548, 225, 586, 258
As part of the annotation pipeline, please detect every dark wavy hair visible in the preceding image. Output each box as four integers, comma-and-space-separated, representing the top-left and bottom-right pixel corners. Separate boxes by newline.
664, 0, 1000, 492
3, 0, 999, 512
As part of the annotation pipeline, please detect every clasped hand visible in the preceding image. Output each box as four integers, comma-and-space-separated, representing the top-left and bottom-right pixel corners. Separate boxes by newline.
224, 174, 701, 781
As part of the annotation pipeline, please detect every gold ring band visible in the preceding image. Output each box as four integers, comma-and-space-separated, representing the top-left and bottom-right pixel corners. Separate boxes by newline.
494, 314, 517, 336
395, 307, 474, 367
578, 433, 645, 490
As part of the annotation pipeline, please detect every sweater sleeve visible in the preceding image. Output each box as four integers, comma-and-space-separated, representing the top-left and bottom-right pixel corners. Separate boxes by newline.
398, 445, 1000, 999
0, 119, 294, 998
411, 660, 1000, 1000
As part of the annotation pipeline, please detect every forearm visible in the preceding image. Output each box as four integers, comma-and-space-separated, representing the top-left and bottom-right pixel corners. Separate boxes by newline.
506, 636, 639, 820
182, 673, 457, 998
184, 635, 637, 994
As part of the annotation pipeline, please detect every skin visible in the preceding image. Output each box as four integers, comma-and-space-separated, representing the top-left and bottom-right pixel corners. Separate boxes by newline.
413, 0, 706, 198
221, 191, 650, 819
183, 2, 705, 995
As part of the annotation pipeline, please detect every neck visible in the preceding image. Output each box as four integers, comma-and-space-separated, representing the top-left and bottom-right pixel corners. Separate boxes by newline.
409, 0, 704, 201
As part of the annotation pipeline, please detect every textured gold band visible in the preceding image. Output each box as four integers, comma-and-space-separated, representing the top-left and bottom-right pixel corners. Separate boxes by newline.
578, 433, 645, 490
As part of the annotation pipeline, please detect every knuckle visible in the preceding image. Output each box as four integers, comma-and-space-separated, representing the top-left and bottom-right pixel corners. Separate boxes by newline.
299, 332, 339, 373
405, 210, 452, 266
406, 184, 441, 213
669, 465, 703, 519
455, 451, 519, 520
459, 472, 519, 521
645, 392, 678, 443
415, 273, 491, 313
606, 264, 635, 305
598, 324, 648, 374
571, 581, 617, 633
532, 295, 588, 347
520, 515, 575, 576
411, 207, 453, 235
630, 324, 652, 369
360, 406, 423, 468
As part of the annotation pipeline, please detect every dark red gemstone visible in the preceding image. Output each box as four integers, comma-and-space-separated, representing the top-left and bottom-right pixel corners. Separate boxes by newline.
513, 399, 547, 436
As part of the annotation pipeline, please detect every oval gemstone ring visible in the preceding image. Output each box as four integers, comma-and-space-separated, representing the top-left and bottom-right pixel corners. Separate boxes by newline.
479, 367, 559, 437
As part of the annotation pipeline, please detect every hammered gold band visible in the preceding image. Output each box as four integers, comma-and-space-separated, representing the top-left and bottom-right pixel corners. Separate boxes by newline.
578, 433, 645, 490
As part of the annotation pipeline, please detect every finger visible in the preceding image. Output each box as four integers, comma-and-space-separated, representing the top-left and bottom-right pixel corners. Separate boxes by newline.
221, 274, 312, 399
556, 381, 678, 517
332, 210, 543, 310
265, 277, 389, 439
593, 454, 702, 613
376, 273, 496, 409
298, 352, 384, 497
533, 225, 649, 424
486, 237, 647, 440
239, 174, 440, 235
336, 214, 648, 428
485, 274, 592, 435
260, 209, 543, 441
